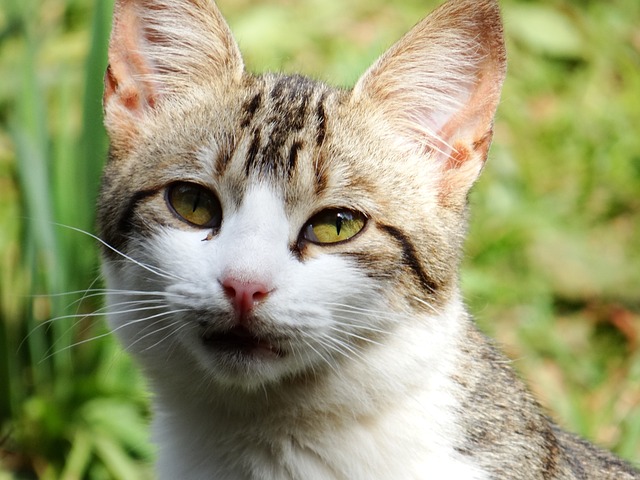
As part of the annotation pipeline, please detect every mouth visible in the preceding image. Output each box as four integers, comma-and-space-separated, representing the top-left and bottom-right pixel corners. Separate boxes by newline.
201, 326, 285, 358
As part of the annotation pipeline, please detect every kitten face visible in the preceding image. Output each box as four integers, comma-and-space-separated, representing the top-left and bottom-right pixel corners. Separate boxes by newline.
99, 0, 505, 391
100, 75, 454, 389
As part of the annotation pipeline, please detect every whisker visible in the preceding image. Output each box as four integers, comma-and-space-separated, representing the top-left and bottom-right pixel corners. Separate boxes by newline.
316, 333, 367, 364
326, 298, 443, 318
23, 288, 175, 350
33, 303, 167, 332
323, 302, 400, 316
327, 303, 422, 321
40, 329, 115, 362
41, 308, 191, 361
106, 300, 168, 312
329, 315, 393, 335
72, 275, 104, 318
21, 309, 108, 353
288, 341, 311, 377
326, 326, 383, 347
37, 304, 174, 357
410, 295, 441, 315
297, 333, 340, 377
142, 321, 191, 352
53, 223, 185, 282
110, 256, 184, 283
102, 289, 180, 297
128, 318, 178, 350
30, 288, 181, 300
108, 309, 191, 338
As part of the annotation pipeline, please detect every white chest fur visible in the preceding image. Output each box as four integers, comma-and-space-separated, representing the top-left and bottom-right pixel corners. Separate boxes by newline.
147, 302, 488, 480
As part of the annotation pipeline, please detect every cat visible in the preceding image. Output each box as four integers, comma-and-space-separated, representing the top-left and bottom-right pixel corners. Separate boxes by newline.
98, 0, 639, 478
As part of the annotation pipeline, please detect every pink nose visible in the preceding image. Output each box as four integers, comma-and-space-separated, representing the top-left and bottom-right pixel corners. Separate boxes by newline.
221, 278, 270, 317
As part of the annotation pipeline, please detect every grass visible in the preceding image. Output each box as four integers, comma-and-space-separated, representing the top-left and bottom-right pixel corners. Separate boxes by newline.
0, 0, 639, 477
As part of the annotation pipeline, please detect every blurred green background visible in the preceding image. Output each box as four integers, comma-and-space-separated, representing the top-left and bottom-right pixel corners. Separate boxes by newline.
0, 0, 638, 478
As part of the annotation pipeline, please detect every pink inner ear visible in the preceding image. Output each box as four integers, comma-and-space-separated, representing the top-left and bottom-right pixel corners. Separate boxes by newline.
104, 63, 155, 113
104, 1, 158, 115
436, 67, 503, 168
436, 141, 483, 207
445, 142, 472, 171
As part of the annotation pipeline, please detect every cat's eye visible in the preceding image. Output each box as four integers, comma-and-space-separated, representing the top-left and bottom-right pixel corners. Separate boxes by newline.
166, 182, 222, 229
302, 209, 366, 245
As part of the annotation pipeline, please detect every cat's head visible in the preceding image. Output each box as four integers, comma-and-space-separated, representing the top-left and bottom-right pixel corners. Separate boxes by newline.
98, 0, 505, 390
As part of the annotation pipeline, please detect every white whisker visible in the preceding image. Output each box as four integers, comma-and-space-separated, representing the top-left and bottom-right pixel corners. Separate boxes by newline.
316, 333, 367, 364
128, 318, 177, 349
297, 333, 340, 377
54, 223, 186, 282
32, 288, 181, 300
108, 309, 191, 337
409, 296, 441, 315
38, 309, 177, 361
41, 330, 115, 361
330, 315, 393, 336
142, 321, 191, 352
326, 326, 384, 347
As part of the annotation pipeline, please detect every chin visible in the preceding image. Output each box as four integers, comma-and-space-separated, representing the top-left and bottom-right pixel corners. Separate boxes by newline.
188, 328, 316, 391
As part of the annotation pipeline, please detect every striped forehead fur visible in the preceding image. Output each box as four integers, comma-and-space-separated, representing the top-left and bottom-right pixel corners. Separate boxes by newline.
235, 75, 331, 182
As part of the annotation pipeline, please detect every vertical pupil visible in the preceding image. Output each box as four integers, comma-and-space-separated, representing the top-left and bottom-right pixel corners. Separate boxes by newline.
336, 213, 343, 236
192, 191, 201, 213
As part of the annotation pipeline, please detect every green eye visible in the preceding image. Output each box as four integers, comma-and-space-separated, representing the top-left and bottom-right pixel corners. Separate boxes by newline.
167, 182, 222, 228
303, 209, 366, 245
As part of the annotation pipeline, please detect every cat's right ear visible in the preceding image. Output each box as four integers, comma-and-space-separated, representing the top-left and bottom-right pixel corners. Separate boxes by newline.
103, 0, 244, 150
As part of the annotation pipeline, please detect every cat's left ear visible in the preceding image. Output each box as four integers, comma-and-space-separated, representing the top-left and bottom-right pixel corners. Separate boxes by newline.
352, 0, 506, 203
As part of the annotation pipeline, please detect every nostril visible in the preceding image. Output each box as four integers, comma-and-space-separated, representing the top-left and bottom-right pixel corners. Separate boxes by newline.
223, 284, 236, 299
252, 290, 268, 302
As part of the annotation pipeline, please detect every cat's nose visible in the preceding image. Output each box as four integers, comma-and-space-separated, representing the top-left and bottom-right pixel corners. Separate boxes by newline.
221, 277, 271, 317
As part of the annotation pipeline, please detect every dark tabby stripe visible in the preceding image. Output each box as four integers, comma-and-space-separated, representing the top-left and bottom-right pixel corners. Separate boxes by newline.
288, 140, 303, 177
244, 129, 261, 176
377, 223, 439, 294
214, 133, 236, 177
269, 77, 287, 102
240, 92, 262, 128
346, 251, 393, 280
313, 151, 328, 195
117, 189, 159, 237
315, 92, 327, 147
540, 426, 560, 479
100, 187, 160, 255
